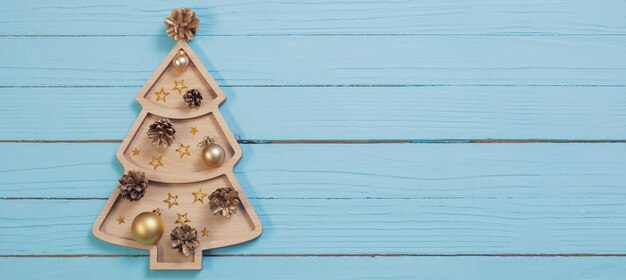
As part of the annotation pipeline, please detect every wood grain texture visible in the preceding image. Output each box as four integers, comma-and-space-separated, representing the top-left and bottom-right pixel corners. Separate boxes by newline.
2, 87, 626, 141
1, 144, 626, 255
1, 143, 625, 200
2, 36, 626, 87
3, 196, 626, 255
2, 0, 626, 35
2, 0, 626, 277
2, 257, 626, 280
91, 40, 262, 270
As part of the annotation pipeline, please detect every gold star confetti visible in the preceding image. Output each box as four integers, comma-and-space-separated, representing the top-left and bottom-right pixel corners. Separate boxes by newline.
148, 155, 164, 170
116, 216, 125, 224
175, 143, 191, 159
131, 148, 141, 156
201, 227, 209, 236
162, 192, 179, 209
176, 212, 190, 225
190, 126, 199, 136
172, 79, 188, 95
155, 87, 170, 102
192, 188, 207, 204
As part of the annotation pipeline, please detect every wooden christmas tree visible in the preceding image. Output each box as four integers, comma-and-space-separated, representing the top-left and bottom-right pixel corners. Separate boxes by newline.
92, 8, 262, 270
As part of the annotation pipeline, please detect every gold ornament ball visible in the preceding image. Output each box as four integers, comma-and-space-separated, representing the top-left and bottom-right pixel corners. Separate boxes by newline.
131, 211, 164, 245
202, 143, 225, 168
172, 50, 189, 70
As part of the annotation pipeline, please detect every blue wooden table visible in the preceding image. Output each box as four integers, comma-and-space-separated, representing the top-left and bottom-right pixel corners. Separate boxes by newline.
1, 1, 626, 279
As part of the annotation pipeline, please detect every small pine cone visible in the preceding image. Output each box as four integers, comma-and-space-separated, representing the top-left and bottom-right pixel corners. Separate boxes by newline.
170, 224, 199, 256
208, 187, 240, 217
147, 118, 176, 147
164, 7, 200, 41
183, 89, 203, 109
117, 170, 149, 201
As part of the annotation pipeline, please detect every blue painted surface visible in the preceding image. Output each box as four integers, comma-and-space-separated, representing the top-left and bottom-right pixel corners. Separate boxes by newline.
2, 87, 626, 140
3, 36, 626, 87
1, 1, 625, 279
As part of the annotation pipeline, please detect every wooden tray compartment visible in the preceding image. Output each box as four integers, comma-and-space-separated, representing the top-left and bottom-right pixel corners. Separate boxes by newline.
118, 111, 240, 183
93, 40, 262, 270
96, 174, 260, 269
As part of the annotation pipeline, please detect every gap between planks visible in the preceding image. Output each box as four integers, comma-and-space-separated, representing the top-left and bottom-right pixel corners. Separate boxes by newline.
2, 34, 626, 37
2, 254, 626, 258
0, 140, 625, 144
2, 84, 626, 88
3, 197, 606, 200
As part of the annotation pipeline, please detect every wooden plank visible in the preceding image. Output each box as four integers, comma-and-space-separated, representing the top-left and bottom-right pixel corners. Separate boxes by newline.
2, 196, 626, 255
2, 0, 625, 35
2, 87, 626, 140
2, 257, 626, 280
1, 143, 625, 255
1, 143, 625, 199
2, 36, 626, 87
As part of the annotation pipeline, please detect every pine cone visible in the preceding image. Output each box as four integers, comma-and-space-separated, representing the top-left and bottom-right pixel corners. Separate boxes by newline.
170, 224, 199, 256
117, 170, 149, 201
208, 187, 240, 217
164, 7, 200, 41
183, 89, 203, 109
147, 118, 176, 147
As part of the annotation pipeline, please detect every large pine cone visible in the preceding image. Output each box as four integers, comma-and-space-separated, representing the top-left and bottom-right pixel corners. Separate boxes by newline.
164, 7, 200, 41
118, 170, 149, 201
170, 224, 199, 256
183, 89, 203, 109
147, 118, 176, 147
208, 187, 240, 217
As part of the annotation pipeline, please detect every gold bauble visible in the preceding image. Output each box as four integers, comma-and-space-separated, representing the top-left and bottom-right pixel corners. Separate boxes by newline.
131, 210, 164, 245
202, 143, 225, 168
172, 50, 189, 70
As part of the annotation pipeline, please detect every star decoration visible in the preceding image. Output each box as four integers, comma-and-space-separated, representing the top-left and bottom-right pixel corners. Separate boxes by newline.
155, 87, 170, 102
116, 216, 125, 224
192, 188, 207, 204
148, 155, 164, 170
175, 143, 191, 159
201, 227, 209, 236
131, 148, 141, 156
176, 212, 191, 225
190, 126, 199, 136
162, 192, 179, 209
172, 79, 188, 95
